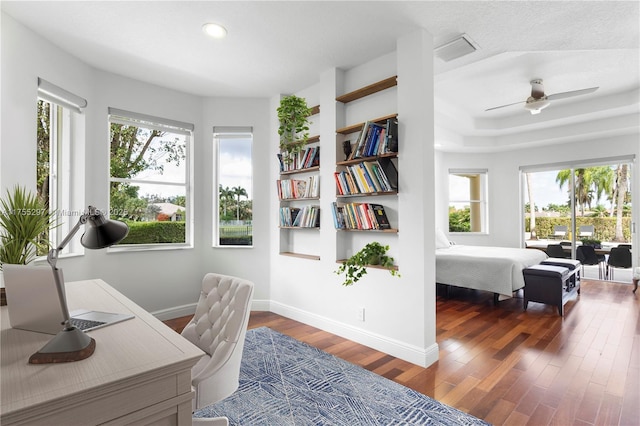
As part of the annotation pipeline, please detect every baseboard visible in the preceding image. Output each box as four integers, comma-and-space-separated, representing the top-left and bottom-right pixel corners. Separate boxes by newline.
152, 303, 197, 321
269, 300, 439, 368
152, 299, 271, 321
153, 299, 439, 367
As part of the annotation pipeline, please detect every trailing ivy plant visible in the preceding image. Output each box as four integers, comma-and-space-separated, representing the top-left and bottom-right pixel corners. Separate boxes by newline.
277, 95, 313, 162
0, 185, 56, 269
335, 242, 399, 286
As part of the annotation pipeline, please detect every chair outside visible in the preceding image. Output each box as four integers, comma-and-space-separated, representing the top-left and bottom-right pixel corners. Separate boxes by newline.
578, 225, 594, 238
181, 273, 254, 413
546, 244, 569, 258
551, 225, 567, 240
576, 245, 605, 279
607, 246, 632, 281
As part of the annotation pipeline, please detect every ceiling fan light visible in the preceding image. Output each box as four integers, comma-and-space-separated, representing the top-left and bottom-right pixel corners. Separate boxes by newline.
524, 98, 550, 115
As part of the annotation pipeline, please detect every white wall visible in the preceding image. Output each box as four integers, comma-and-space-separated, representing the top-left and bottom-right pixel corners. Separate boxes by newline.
200, 97, 272, 307
268, 30, 439, 367
0, 13, 272, 317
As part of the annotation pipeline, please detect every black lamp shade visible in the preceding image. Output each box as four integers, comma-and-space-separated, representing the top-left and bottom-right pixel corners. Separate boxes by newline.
81, 215, 129, 249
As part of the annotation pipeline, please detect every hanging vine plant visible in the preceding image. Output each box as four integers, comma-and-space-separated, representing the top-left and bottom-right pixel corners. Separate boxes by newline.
277, 95, 313, 162
335, 242, 400, 286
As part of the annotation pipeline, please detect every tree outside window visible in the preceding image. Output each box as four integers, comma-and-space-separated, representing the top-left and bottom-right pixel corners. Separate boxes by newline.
108, 109, 192, 246
214, 128, 253, 246
448, 170, 488, 233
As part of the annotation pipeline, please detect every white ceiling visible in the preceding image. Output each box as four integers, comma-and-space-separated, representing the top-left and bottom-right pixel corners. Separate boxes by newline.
2, 1, 639, 152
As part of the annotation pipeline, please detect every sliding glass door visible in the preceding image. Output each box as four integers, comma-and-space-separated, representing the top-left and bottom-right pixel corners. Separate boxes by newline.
522, 157, 634, 281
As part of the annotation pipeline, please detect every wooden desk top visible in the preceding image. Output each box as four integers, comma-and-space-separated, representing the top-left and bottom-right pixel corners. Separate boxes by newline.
1, 279, 204, 424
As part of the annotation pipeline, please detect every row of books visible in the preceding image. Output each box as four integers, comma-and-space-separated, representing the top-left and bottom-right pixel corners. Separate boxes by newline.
277, 146, 320, 172
279, 205, 320, 228
277, 176, 320, 200
330, 202, 391, 230
334, 158, 398, 195
346, 118, 398, 160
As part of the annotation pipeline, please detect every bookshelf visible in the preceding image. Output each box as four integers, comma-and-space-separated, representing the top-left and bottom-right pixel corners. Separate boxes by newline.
278, 105, 321, 260
334, 77, 399, 270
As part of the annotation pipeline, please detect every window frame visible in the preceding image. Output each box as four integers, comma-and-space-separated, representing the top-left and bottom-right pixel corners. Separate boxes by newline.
212, 126, 254, 248
448, 168, 488, 234
107, 108, 194, 252
36, 79, 86, 258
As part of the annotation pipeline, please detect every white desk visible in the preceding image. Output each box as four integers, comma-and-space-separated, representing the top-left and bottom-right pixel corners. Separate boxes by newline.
1, 279, 204, 425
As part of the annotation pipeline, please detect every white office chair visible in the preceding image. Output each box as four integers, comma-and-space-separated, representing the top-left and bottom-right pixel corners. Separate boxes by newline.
181, 273, 254, 423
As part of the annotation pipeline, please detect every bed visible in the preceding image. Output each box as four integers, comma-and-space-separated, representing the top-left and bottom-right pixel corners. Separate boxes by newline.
436, 245, 548, 299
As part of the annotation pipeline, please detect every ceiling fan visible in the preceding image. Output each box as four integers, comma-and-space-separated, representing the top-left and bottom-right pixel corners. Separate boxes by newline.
485, 79, 599, 115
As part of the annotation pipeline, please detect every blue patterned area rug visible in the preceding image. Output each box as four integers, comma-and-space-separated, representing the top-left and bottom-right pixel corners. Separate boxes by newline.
194, 327, 489, 425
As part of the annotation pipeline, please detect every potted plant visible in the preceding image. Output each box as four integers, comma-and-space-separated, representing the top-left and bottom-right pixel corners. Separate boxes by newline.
277, 95, 313, 162
0, 186, 56, 306
0, 185, 56, 268
335, 242, 399, 286
580, 238, 602, 248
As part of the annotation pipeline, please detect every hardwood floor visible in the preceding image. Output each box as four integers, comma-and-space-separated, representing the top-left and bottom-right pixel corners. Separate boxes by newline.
164, 279, 639, 425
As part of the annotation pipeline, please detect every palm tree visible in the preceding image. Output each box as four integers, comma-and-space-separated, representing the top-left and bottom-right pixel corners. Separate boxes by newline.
525, 173, 537, 239
232, 186, 248, 221
219, 185, 235, 219
613, 164, 629, 242
589, 166, 614, 208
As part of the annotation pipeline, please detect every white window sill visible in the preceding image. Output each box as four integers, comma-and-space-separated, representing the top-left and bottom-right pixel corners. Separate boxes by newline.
107, 243, 193, 253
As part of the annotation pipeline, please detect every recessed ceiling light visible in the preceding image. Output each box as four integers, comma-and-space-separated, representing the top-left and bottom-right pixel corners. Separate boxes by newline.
202, 23, 227, 39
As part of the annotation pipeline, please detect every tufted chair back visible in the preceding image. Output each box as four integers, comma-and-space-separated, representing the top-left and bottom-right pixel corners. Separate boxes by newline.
181, 273, 254, 410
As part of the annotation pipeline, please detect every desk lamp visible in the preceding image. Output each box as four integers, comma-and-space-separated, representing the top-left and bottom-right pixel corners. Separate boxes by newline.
28, 206, 129, 364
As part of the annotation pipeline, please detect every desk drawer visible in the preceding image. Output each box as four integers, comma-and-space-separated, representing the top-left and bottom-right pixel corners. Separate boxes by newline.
4, 371, 192, 426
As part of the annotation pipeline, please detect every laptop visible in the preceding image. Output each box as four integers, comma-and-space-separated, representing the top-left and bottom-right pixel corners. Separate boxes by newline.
2, 264, 134, 334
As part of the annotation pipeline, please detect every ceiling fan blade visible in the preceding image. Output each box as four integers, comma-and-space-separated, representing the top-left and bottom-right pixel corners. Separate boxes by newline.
547, 86, 599, 101
485, 100, 525, 112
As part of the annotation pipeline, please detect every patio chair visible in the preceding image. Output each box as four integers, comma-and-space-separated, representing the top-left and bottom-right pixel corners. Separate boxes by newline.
576, 245, 605, 279
607, 246, 632, 281
551, 225, 567, 240
546, 244, 569, 259
578, 225, 594, 238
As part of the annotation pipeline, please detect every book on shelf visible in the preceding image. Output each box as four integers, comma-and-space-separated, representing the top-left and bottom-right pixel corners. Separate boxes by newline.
279, 206, 300, 227
331, 202, 392, 230
385, 117, 398, 152
334, 158, 397, 195
277, 146, 320, 172
280, 206, 319, 228
347, 119, 397, 160
370, 203, 391, 229
277, 176, 320, 199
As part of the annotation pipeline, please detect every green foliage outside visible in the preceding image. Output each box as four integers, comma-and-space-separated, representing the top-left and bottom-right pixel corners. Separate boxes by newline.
120, 221, 185, 244
219, 185, 252, 222
525, 216, 631, 242
448, 207, 470, 232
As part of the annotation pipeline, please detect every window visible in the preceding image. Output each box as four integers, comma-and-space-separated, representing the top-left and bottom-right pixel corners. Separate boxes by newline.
213, 127, 253, 247
448, 169, 488, 233
36, 78, 86, 256
108, 108, 193, 248
522, 157, 634, 245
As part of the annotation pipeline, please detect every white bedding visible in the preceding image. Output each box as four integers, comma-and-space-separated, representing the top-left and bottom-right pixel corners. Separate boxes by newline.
435, 245, 548, 297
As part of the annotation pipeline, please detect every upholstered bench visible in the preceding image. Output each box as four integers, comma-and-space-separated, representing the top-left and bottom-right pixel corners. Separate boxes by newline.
540, 258, 581, 288
523, 264, 580, 316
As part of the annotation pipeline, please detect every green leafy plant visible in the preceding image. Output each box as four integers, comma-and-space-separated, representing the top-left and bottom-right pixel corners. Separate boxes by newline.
0, 186, 56, 269
277, 95, 313, 161
580, 238, 602, 247
335, 242, 399, 286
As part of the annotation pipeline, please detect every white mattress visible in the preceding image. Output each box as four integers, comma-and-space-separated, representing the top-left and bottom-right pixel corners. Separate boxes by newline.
436, 245, 548, 297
